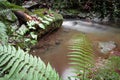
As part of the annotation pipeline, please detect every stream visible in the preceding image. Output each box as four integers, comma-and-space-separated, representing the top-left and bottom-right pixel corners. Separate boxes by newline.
31, 20, 120, 80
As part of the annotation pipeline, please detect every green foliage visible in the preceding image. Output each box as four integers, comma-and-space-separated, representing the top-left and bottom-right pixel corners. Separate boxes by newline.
0, 9, 17, 23
9, 24, 37, 51
27, 14, 55, 30
0, 1, 63, 50
93, 68, 120, 80
16, 14, 56, 50
7, 0, 24, 5
93, 56, 120, 80
0, 1, 26, 25
0, 44, 61, 80
33, 9, 49, 17
0, 1, 63, 80
0, 2, 19, 23
0, 21, 8, 44
108, 56, 120, 69
0, 1, 25, 11
68, 34, 94, 80
68, 34, 120, 80
33, 9, 63, 21
50, 0, 120, 19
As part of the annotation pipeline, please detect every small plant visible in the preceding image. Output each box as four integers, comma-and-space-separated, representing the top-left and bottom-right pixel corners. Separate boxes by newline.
93, 56, 120, 80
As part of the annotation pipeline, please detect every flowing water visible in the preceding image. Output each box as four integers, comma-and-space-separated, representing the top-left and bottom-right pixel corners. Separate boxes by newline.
31, 20, 120, 80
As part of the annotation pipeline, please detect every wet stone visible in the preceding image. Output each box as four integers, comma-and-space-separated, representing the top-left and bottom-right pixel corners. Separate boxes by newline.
55, 40, 61, 45
99, 41, 116, 54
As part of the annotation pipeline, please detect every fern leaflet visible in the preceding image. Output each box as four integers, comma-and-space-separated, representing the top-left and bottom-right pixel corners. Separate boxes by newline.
0, 44, 61, 80
0, 21, 8, 44
69, 34, 94, 79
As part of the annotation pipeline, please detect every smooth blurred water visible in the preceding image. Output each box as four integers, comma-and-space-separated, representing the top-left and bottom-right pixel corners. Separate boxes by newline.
62, 20, 120, 34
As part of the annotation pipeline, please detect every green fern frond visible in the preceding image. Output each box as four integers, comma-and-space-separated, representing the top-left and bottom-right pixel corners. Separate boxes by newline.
0, 9, 17, 23
69, 34, 94, 79
0, 21, 8, 44
0, 44, 61, 80
27, 15, 55, 30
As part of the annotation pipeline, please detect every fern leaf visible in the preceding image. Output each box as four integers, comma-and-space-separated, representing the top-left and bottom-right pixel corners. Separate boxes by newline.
69, 34, 94, 79
43, 16, 53, 22
0, 21, 8, 44
38, 23, 45, 29
0, 44, 60, 80
41, 20, 50, 25
46, 15, 55, 20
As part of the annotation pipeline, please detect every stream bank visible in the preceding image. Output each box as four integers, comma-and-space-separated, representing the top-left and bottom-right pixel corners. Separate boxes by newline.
30, 20, 120, 79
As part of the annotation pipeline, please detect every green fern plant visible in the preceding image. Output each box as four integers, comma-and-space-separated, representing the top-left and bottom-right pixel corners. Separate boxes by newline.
68, 34, 94, 80
0, 21, 8, 44
0, 1, 63, 50
0, 44, 61, 80
26, 14, 55, 30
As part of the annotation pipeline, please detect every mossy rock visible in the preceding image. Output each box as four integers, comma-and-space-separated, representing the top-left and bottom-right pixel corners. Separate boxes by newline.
0, 1, 63, 50
33, 9, 63, 37
0, 9, 17, 23
0, 1, 25, 11
33, 9, 63, 21
0, 1, 29, 24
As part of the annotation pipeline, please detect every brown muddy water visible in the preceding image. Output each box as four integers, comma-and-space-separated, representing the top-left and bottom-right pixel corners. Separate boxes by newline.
31, 20, 120, 80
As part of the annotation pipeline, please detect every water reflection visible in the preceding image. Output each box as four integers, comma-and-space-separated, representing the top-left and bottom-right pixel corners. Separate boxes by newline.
62, 67, 79, 80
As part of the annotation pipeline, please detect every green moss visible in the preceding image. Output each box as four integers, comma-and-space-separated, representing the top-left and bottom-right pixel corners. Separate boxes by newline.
53, 12, 63, 20
0, 1, 25, 11
0, 1, 63, 50
33, 9, 63, 20
0, 10, 17, 23
0, 1, 31, 24
33, 8, 48, 17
